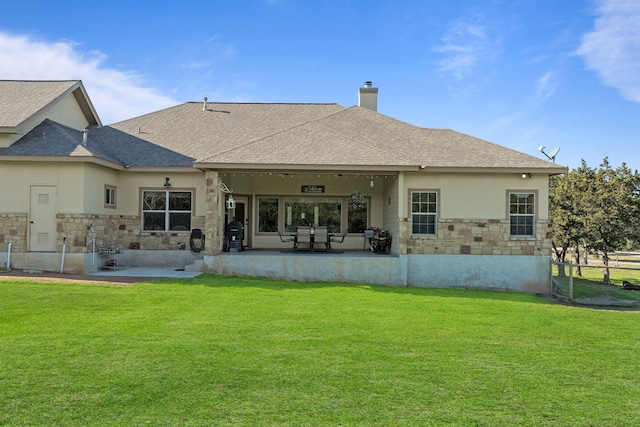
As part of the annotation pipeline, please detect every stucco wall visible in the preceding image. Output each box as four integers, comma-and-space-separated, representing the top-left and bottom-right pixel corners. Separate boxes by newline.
0, 162, 85, 213
402, 172, 549, 220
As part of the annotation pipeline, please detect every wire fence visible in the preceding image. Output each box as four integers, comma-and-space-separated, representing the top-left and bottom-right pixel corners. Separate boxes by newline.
551, 261, 575, 300
551, 254, 640, 303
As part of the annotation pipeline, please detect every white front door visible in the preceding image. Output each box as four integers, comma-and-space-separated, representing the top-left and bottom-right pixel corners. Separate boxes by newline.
29, 185, 58, 252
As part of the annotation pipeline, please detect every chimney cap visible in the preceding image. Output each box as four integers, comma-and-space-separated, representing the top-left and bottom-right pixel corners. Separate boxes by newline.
363, 81, 373, 88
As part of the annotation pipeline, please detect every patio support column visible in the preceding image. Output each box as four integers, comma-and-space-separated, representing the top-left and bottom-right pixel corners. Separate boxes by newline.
204, 170, 223, 255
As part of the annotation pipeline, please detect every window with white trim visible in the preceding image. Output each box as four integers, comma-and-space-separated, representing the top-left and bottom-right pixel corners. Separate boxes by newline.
105, 185, 116, 209
142, 190, 192, 231
509, 193, 535, 236
411, 191, 437, 235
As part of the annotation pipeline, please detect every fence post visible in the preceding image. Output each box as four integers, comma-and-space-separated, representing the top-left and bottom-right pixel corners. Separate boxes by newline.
569, 261, 574, 301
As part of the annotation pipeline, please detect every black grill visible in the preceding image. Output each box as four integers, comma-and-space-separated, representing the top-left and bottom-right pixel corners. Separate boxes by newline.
224, 220, 243, 252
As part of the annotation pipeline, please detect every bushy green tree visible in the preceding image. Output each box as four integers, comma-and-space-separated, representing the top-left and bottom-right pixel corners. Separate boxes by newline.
549, 164, 590, 276
550, 158, 640, 285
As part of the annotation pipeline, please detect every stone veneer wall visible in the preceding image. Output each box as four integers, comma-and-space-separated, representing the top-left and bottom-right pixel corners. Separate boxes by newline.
204, 171, 223, 256
56, 214, 206, 254
398, 218, 553, 256
0, 213, 28, 253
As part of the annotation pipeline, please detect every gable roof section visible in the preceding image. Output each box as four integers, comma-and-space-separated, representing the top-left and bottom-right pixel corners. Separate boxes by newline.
0, 80, 101, 132
0, 118, 194, 169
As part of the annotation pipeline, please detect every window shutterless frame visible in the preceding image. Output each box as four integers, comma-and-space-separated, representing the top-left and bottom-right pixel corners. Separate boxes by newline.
508, 191, 536, 237
409, 190, 439, 236
104, 185, 116, 209
141, 188, 193, 232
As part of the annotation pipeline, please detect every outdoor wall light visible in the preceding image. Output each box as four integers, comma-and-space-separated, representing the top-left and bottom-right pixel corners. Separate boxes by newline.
370, 180, 374, 189
521, 173, 532, 179
226, 196, 236, 210
164, 177, 171, 187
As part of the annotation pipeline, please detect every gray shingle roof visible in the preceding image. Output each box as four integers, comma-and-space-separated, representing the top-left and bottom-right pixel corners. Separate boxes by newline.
2, 90, 565, 173
109, 102, 346, 162
112, 102, 564, 172
0, 119, 194, 168
0, 119, 119, 161
0, 80, 100, 129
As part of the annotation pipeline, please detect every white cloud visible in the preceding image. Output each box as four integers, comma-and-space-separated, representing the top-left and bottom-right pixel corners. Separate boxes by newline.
577, 0, 640, 102
434, 16, 500, 79
535, 71, 556, 102
0, 32, 178, 124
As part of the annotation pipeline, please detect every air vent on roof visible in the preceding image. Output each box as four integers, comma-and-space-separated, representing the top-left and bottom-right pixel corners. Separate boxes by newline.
203, 97, 208, 111
82, 129, 88, 146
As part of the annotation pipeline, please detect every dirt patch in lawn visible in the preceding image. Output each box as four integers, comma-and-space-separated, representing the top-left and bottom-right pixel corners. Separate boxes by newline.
0, 269, 159, 285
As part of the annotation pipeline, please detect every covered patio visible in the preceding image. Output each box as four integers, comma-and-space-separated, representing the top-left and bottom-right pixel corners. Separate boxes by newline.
201, 169, 401, 256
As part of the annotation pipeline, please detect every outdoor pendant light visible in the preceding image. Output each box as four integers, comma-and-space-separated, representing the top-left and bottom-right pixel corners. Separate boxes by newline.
226, 196, 236, 210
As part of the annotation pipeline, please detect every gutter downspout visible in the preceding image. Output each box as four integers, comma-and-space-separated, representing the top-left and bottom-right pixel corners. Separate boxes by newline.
6, 242, 12, 269
60, 237, 66, 273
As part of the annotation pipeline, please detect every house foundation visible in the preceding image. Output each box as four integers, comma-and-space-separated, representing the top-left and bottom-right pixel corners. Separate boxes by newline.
202, 252, 552, 295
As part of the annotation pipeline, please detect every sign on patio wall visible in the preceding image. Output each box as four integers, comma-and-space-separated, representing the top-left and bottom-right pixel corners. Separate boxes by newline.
301, 185, 325, 194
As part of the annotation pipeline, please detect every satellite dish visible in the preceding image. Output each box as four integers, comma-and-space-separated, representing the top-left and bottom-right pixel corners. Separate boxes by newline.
538, 145, 560, 163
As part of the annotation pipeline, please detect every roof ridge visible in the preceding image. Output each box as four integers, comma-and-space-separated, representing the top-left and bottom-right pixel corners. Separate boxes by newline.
45, 119, 128, 163
188, 101, 340, 106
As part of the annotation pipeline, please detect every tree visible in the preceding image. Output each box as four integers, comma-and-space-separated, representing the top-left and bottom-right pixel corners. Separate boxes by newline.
580, 159, 640, 285
550, 159, 640, 285
549, 163, 591, 276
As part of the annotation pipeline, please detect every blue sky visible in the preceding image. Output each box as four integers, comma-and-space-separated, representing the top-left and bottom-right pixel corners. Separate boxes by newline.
1, 0, 639, 171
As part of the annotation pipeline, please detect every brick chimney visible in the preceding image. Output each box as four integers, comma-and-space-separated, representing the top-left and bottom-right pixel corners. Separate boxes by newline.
358, 81, 378, 112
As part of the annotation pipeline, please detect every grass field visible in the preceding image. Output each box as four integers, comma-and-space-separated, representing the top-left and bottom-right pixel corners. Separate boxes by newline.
1, 275, 639, 426
553, 262, 640, 303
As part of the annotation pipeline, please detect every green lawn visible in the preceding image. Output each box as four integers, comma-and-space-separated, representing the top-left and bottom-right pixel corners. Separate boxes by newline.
553, 263, 640, 302
1, 275, 639, 426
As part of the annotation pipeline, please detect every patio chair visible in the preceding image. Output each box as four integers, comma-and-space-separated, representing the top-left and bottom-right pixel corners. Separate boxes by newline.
313, 226, 329, 252
364, 228, 375, 250
276, 227, 294, 244
329, 229, 348, 250
295, 226, 312, 252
